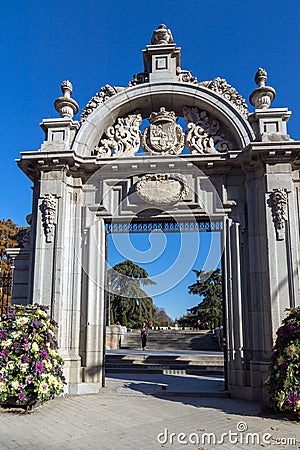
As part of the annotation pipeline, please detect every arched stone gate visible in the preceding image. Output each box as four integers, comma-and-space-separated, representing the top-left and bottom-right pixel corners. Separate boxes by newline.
14, 26, 300, 401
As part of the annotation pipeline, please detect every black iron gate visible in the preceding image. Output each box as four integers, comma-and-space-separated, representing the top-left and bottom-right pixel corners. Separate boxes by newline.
0, 271, 12, 317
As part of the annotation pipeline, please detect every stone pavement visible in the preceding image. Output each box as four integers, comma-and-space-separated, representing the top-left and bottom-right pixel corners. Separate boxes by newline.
0, 373, 299, 450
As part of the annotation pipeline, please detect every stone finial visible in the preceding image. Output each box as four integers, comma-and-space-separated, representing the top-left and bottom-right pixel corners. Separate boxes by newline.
151, 24, 174, 45
249, 68, 276, 109
54, 80, 79, 119
254, 68, 267, 87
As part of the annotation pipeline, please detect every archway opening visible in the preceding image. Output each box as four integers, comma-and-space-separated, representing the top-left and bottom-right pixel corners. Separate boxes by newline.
104, 218, 227, 394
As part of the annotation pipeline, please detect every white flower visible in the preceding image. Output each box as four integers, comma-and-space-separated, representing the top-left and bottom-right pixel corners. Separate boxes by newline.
16, 317, 29, 325
7, 362, 15, 371
38, 382, 49, 394
0, 381, 6, 392
31, 342, 39, 352
48, 375, 57, 386
1, 339, 12, 348
11, 380, 19, 390
11, 331, 21, 339
43, 360, 53, 371
20, 363, 29, 372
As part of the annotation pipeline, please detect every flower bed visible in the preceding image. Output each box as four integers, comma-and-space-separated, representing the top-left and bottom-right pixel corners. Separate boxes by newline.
264, 307, 300, 417
0, 304, 65, 408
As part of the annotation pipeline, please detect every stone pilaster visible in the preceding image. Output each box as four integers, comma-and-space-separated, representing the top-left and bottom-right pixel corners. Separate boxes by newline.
80, 211, 106, 386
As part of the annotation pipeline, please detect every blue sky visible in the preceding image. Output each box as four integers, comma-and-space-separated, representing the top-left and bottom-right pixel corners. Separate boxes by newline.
1, 1, 300, 225
108, 231, 222, 320
1, 1, 300, 318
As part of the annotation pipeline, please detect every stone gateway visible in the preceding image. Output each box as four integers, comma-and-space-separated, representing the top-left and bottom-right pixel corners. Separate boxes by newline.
9, 25, 300, 401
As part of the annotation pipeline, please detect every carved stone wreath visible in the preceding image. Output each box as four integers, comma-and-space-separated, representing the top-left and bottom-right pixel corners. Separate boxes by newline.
80, 85, 124, 123
270, 188, 288, 240
200, 77, 248, 117
183, 106, 233, 153
136, 173, 189, 205
41, 194, 57, 243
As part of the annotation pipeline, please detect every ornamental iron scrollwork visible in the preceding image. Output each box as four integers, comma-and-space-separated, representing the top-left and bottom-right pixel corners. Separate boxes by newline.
41, 194, 57, 243
105, 220, 223, 234
94, 112, 142, 157
270, 188, 288, 241
183, 106, 233, 154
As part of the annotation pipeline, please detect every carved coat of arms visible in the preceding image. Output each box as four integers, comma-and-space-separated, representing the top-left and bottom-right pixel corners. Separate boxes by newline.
141, 107, 184, 155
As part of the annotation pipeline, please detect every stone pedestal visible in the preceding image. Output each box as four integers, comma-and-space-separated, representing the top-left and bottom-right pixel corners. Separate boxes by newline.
6, 248, 30, 306
106, 325, 127, 349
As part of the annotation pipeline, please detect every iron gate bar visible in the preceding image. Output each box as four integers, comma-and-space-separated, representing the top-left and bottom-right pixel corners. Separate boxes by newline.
105, 220, 223, 234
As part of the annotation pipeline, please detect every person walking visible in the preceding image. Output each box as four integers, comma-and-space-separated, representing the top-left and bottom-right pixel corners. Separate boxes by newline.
141, 322, 148, 350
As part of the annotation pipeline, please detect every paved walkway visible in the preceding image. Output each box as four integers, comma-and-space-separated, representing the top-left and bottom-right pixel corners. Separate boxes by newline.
0, 373, 299, 450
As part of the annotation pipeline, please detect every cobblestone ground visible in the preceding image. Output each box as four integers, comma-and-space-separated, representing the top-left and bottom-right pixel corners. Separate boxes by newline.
0, 391, 299, 450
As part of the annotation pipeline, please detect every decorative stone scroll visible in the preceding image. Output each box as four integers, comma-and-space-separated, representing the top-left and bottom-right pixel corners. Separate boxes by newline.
128, 72, 149, 87
16, 214, 32, 249
200, 77, 248, 117
141, 108, 184, 155
183, 106, 233, 154
80, 85, 124, 123
176, 67, 197, 84
270, 188, 288, 240
94, 112, 142, 157
41, 194, 57, 243
136, 173, 189, 205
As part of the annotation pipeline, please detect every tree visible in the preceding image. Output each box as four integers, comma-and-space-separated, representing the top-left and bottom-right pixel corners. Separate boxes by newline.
0, 219, 20, 274
154, 306, 174, 327
107, 260, 156, 328
0, 219, 25, 315
180, 268, 223, 330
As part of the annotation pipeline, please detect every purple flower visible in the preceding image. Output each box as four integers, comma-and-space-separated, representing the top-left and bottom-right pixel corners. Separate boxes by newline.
22, 354, 29, 363
0, 349, 9, 358
25, 375, 33, 384
35, 361, 45, 373
18, 392, 26, 402
40, 351, 49, 360
280, 363, 287, 374
23, 343, 30, 350
32, 319, 41, 329
0, 330, 6, 339
286, 393, 298, 405
280, 324, 293, 337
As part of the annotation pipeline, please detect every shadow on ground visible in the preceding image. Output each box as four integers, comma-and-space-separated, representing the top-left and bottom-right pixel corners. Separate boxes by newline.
105, 372, 299, 423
